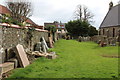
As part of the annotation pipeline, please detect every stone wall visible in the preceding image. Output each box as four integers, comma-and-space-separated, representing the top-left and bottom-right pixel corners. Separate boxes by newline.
0, 26, 2, 64
0, 26, 48, 63
100, 27, 120, 37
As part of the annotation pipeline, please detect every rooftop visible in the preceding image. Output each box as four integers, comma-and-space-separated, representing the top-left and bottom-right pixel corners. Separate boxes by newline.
100, 4, 120, 28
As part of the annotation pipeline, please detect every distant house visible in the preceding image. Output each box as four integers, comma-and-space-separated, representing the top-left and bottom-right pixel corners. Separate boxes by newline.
0, 4, 10, 15
99, 2, 120, 38
44, 21, 67, 34
0, 4, 44, 29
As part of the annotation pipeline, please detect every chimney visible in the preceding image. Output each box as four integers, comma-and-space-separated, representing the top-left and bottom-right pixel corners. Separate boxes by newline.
109, 1, 113, 10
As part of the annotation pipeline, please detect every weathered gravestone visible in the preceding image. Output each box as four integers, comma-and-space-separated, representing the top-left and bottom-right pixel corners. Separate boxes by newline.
49, 37, 53, 48
8, 58, 18, 68
41, 41, 47, 53
111, 39, 116, 46
78, 36, 82, 42
34, 42, 42, 52
46, 52, 57, 59
42, 37, 49, 50
0, 62, 14, 75
15, 44, 30, 68
0, 48, 5, 63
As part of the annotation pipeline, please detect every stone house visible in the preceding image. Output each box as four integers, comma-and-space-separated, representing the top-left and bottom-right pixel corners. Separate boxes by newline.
99, 2, 120, 39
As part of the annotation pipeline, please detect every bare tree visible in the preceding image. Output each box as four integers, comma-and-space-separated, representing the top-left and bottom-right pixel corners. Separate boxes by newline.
83, 6, 94, 22
74, 5, 82, 20
6, 0, 32, 23
74, 4, 94, 23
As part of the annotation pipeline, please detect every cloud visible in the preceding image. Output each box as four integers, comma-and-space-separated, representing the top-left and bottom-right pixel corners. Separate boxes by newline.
0, 0, 119, 29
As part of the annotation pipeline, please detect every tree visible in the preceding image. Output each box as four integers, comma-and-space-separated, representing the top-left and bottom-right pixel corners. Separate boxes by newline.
65, 20, 89, 37
74, 4, 94, 23
45, 25, 57, 41
88, 26, 98, 37
6, 0, 32, 24
65, 20, 98, 38
74, 5, 82, 20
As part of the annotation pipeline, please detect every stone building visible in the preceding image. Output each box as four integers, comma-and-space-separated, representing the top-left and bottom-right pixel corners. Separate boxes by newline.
44, 21, 67, 38
44, 21, 67, 34
99, 2, 120, 39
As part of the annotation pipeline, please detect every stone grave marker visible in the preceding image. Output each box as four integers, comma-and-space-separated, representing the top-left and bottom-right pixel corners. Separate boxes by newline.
0, 62, 14, 75
49, 37, 53, 48
15, 44, 30, 68
42, 37, 49, 50
41, 41, 47, 53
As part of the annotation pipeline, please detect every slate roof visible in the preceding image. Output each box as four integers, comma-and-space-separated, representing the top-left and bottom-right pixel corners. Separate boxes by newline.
100, 4, 120, 28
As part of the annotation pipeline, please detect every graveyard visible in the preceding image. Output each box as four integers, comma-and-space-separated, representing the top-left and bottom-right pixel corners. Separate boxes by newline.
8, 39, 118, 78
0, 0, 120, 79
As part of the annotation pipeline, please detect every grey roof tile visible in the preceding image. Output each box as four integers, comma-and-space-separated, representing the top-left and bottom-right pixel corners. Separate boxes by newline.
100, 4, 120, 28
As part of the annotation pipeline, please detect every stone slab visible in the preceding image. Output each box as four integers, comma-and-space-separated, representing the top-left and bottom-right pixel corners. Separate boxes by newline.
8, 58, 18, 68
15, 44, 30, 68
42, 37, 49, 50
0, 62, 14, 74
49, 37, 53, 48
46, 53, 57, 59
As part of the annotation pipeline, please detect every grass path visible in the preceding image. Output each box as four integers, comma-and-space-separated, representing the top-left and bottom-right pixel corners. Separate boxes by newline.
9, 40, 118, 78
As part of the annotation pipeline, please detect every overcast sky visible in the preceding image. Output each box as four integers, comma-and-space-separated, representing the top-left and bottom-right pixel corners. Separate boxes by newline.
0, 0, 119, 29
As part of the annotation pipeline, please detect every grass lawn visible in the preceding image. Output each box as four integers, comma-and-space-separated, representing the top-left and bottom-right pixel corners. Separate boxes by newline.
9, 39, 119, 78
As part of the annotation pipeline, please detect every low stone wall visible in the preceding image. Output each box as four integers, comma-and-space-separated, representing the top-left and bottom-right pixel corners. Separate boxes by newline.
0, 26, 48, 63
91, 35, 119, 45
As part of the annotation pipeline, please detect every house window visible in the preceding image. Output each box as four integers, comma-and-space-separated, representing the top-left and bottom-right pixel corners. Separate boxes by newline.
103, 29, 105, 35
113, 28, 115, 37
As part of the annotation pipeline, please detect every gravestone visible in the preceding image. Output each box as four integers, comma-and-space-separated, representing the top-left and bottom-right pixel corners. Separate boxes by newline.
78, 36, 81, 42
41, 41, 47, 53
42, 37, 49, 50
0, 62, 14, 74
7, 58, 18, 68
34, 42, 42, 52
46, 52, 57, 59
49, 37, 53, 48
15, 44, 30, 68
0, 48, 5, 63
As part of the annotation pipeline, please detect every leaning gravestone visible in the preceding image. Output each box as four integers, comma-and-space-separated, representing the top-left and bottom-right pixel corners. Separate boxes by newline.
41, 41, 47, 53
42, 37, 49, 50
15, 44, 30, 68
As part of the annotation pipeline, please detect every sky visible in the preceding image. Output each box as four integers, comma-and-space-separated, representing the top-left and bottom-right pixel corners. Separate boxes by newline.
0, 0, 119, 29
